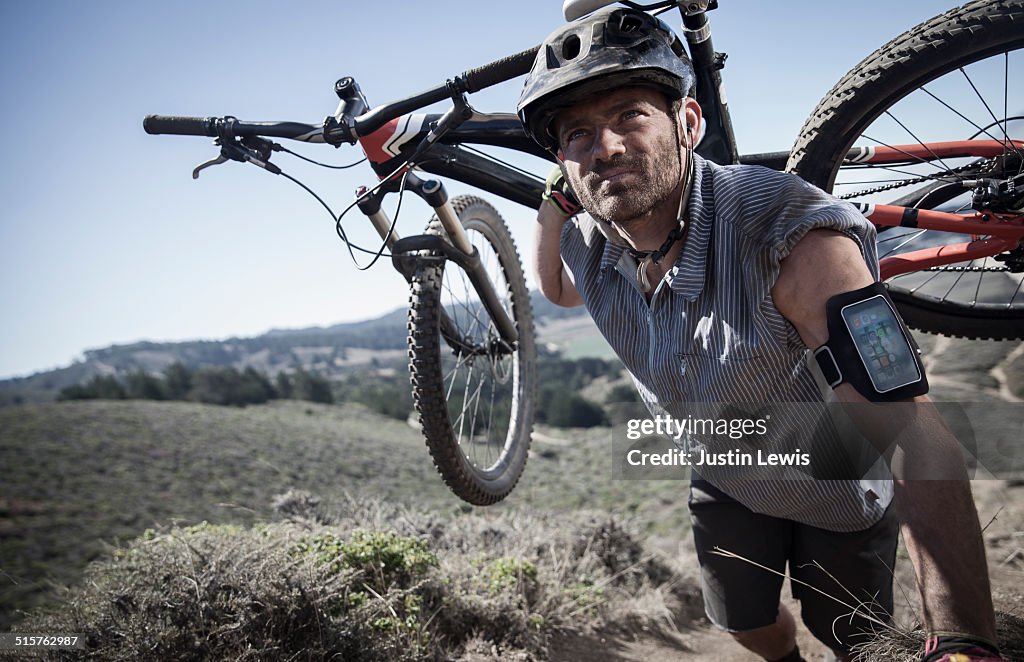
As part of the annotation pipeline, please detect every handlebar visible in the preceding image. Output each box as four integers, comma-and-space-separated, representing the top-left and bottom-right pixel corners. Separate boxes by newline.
144, 45, 540, 144
460, 46, 538, 93
143, 116, 324, 142
142, 115, 219, 137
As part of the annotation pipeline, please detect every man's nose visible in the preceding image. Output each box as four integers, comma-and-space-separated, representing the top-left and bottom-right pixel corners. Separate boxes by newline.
592, 125, 626, 161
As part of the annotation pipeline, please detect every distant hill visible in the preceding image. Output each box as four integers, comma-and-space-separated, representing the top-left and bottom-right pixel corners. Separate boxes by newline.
0, 292, 609, 406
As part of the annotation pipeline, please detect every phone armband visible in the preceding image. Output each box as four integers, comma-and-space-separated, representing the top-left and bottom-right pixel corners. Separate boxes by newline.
813, 282, 929, 402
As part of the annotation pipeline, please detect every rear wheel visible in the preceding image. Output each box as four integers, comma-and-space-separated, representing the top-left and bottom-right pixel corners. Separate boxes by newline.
788, 0, 1024, 340
407, 196, 535, 505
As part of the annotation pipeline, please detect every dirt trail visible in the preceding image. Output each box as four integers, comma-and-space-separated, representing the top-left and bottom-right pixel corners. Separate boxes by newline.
557, 338, 1024, 661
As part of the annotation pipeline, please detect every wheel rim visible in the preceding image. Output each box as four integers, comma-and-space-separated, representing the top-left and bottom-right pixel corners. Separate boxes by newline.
826, 47, 1024, 316
436, 219, 520, 477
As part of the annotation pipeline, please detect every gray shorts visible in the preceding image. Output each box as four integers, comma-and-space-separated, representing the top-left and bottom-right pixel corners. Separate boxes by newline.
688, 476, 899, 655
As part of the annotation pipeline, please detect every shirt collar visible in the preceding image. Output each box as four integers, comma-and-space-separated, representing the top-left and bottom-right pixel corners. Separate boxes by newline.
596, 153, 713, 301
669, 153, 712, 301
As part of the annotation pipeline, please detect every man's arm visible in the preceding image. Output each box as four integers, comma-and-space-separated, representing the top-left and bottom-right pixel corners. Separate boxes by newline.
533, 201, 583, 307
772, 229, 998, 642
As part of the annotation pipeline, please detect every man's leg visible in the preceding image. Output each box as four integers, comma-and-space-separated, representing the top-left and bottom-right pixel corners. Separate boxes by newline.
790, 501, 900, 659
730, 602, 800, 660
688, 476, 805, 661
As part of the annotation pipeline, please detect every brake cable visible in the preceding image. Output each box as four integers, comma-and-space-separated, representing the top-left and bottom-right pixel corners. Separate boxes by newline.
273, 144, 367, 170
275, 154, 414, 270
203, 133, 414, 266
204, 87, 477, 272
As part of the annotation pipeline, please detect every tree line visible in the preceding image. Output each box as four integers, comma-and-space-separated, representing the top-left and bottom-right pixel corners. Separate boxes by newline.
58, 363, 332, 407
56, 353, 640, 428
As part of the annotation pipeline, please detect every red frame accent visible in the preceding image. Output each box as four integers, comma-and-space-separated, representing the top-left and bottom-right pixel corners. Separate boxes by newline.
849, 138, 1024, 278
868, 205, 1023, 239
858, 140, 1024, 163
879, 236, 1019, 280
357, 117, 402, 165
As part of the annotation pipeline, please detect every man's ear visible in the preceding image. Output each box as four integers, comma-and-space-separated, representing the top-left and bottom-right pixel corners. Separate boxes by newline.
679, 97, 702, 148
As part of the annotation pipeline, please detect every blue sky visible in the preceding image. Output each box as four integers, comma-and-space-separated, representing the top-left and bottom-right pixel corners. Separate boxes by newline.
0, 1, 954, 379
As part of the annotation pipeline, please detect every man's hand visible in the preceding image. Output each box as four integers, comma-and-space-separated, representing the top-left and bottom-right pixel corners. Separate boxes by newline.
533, 166, 583, 307
543, 166, 581, 218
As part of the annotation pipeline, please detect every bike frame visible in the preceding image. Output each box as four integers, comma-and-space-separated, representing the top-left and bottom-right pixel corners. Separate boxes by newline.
143, 1, 1023, 314
354, 116, 1024, 287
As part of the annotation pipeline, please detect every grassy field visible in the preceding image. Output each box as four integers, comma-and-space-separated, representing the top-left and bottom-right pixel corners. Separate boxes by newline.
0, 399, 691, 631
2, 334, 1021, 658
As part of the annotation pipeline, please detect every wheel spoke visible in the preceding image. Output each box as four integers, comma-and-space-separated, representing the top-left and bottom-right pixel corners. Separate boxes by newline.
919, 86, 1016, 155
960, 66, 1014, 150
1008, 274, 1024, 308
971, 258, 986, 307
938, 262, 970, 303
882, 111, 956, 175
878, 229, 928, 260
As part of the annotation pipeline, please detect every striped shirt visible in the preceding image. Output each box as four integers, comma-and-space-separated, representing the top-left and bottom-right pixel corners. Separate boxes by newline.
560, 154, 891, 532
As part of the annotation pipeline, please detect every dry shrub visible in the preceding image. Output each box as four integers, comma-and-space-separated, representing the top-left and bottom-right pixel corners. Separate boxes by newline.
18, 522, 371, 660
12, 494, 703, 661
851, 611, 1024, 662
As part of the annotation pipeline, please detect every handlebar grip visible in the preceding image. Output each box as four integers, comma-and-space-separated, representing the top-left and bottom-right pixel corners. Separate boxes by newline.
143, 115, 217, 136
460, 46, 540, 94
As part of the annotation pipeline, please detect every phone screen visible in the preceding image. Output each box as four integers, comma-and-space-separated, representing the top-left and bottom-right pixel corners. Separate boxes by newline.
841, 296, 921, 393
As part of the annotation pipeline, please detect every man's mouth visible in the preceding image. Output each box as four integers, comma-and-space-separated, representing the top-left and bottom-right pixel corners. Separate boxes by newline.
599, 169, 635, 185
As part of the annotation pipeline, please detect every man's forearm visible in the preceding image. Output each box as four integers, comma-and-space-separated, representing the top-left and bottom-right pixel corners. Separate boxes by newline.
838, 394, 997, 640
896, 477, 996, 640
533, 202, 581, 306
884, 401, 997, 641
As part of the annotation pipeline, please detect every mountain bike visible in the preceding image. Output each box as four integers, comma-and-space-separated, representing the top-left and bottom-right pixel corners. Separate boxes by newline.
144, 0, 1023, 505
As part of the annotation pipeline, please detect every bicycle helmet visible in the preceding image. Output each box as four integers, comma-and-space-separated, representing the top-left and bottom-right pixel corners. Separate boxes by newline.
517, 6, 696, 153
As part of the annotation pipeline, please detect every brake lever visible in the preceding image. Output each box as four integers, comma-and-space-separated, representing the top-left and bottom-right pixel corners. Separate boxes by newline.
192, 137, 281, 180
192, 152, 230, 179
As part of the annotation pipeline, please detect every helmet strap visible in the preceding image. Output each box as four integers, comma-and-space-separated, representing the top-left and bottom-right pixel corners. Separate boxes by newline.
629, 136, 695, 293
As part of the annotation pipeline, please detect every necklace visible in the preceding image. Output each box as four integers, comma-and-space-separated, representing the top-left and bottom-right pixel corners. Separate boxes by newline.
625, 147, 695, 293
627, 226, 685, 293
625, 226, 685, 265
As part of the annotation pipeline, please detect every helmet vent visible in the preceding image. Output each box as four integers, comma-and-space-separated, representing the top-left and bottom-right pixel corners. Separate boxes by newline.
617, 13, 643, 33
561, 34, 582, 61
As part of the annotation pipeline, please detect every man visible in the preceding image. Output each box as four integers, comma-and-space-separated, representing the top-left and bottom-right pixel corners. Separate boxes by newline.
517, 7, 1004, 662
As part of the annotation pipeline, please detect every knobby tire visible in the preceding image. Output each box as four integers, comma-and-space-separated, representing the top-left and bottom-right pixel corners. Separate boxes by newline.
788, 0, 1024, 340
407, 196, 535, 505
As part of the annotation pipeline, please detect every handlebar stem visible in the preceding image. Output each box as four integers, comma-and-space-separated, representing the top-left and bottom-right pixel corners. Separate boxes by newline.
324, 77, 368, 146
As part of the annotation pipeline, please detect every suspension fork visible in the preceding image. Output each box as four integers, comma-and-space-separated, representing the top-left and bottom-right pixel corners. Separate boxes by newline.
358, 172, 519, 353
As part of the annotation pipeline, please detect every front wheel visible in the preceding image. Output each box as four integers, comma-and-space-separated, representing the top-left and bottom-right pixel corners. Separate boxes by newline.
788, 0, 1024, 340
407, 196, 535, 505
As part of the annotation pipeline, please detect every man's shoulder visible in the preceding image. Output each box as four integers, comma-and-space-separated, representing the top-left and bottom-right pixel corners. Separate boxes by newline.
706, 159, 825, 204
565, 213, 605, 246
699, 159, 864, 239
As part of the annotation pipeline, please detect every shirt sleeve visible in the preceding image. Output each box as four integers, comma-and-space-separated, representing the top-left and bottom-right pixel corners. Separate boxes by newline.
722, 167, 880, 349
770, 174, 877, 278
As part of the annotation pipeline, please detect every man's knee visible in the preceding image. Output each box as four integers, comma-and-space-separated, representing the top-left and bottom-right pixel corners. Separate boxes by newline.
727, 603, 798, 660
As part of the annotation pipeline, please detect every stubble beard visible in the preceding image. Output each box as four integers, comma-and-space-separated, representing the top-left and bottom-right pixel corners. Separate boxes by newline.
572, 132, 681, 227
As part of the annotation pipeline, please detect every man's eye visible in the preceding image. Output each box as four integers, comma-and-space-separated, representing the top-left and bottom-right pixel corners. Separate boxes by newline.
565, 129, 588, 143
621, 109, 642, 121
